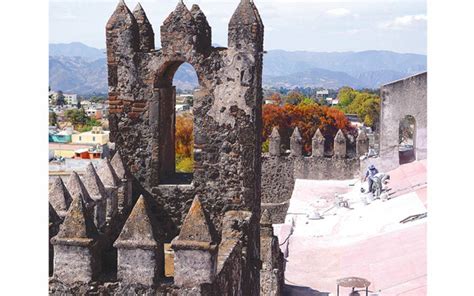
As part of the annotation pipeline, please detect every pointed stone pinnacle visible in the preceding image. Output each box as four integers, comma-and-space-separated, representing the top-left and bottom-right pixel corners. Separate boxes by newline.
335, 129, 345, 139
52, 195, 98, 245
291, 127, 302, 139
97, 159, 119, 187
313, 128, 323, 139
66, 171, 93, 205
111, 152, 127, 179
114, 195, 160, 249
230, 0, 258, 26
177, 196, 213, 243
358, 129, 368, 140
83, 163, 107, 201
270, 126, 281, 139
49, 176, 72, 216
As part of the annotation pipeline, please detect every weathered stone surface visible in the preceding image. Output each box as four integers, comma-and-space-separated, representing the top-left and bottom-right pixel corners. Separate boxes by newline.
174, 249, 217, 288
312, 128, 325, 158
173, 196, 214, 246
260, 210, 284, 296
133, 2, 155, 52
261, 152, 360, 223
97, 158, 120, 187
377, 72, 427, 172
51, 196, 101, 284
110, 151, 128, 180
334, 129, 347, 158
110, 152, 132, 211
65, 171, 94, 207
356, 128, 369, 157
290, 127, 303, 156
83, 163, 108, 229
49, 203, 61, 277
97, 158, 120, 220
52, 1, 279, 295
269, 126, 281, 156
172, 196, 218, 288
49, 176, 72, 218
52, 196, 99, 245
114, 195, 161, 249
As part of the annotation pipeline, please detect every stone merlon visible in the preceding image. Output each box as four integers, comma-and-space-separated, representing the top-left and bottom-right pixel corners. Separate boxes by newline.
51, 195, 99, 247
97, 158, 120, 188
110, 152, 128, 180
172, 196, 216, 251
83, 163, 108, 202
114, 195, 161, 249
49, 176, 72, 217
66, 171, 94, 206
133, 2, 155, 52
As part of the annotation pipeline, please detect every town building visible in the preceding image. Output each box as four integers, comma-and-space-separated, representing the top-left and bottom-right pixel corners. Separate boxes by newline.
71, 127, 110, 145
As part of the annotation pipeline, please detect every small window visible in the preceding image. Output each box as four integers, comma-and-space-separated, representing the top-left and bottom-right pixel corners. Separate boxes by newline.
79, 136, 82, 141
93, 136, 96, 142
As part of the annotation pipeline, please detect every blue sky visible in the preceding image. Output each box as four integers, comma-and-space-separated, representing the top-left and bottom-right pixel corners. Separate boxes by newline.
49, 0, 427, 54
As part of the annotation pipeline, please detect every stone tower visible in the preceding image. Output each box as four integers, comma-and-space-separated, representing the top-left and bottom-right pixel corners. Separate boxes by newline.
105, 0, 265, 294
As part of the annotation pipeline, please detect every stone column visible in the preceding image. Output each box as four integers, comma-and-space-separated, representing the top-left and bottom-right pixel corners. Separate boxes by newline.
312, 128, 325, 158
290, 127, 303, 157
172, 196, 217, 288
356, 128, 369, 157
269, 127, 281, 156
260, 210, 284, 296
114, 195, 163, 286
51, 195, 101, 284
333, 129, 347, 158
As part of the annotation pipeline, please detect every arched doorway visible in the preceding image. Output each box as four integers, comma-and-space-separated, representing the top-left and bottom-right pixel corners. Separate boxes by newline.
154, 61, 199, 184
399, 115, 416, 165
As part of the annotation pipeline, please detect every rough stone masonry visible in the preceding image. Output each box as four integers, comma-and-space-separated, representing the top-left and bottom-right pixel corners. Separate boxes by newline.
49, 0, 285, 295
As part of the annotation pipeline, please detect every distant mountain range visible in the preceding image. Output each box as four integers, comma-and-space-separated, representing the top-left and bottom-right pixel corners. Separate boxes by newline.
49, 42, 426, 95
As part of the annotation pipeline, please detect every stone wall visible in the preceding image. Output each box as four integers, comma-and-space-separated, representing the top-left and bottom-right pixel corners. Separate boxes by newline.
261, 127, 366, 223
50, 1, 284, 295
373, 72, 427, 172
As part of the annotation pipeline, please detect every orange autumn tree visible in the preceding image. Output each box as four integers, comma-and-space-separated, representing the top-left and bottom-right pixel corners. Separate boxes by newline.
176, 113, 194, 172
263, 102, 355, 154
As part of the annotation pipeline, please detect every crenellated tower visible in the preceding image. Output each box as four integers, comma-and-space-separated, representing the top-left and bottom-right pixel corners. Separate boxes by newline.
50, 1, 278, 295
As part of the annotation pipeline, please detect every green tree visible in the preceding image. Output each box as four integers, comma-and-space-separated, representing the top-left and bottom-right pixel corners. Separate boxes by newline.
337, 87, 357, 107
284, 91, 304, 105
346, 92, 380, 128
49, 112, 58, 127
56, 91, 65, 106
298, 97, 317, 106
64, 108, 88, 126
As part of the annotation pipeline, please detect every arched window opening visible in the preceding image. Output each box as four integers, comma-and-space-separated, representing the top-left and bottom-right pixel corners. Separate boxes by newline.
158, 62, 199, 184
399, 115, 416, 165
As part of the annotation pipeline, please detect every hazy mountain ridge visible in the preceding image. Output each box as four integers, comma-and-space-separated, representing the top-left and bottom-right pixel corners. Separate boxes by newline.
49, 43, 427, 94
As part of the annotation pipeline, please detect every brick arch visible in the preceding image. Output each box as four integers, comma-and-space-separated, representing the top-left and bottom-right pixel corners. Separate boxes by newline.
152, 59, 204, 184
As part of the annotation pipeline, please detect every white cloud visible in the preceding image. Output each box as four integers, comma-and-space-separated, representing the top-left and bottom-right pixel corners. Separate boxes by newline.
326, 8, 351, 17
381, 14, 427, 29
